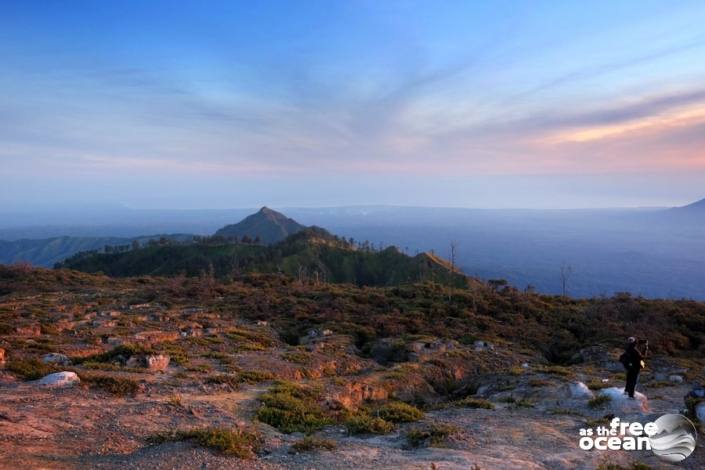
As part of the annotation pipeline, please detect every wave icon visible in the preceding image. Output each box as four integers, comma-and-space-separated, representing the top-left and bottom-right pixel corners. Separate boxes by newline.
649, 414, 698, 462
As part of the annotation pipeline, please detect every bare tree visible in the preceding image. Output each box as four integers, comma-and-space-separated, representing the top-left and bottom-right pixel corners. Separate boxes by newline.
448, 241, 458, 300
560, 263, 573, 297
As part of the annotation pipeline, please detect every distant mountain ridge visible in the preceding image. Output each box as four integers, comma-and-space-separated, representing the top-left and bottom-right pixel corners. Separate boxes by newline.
214, 207, 305, 244
674, 198, 705, 212
0, 234, 194, 267
58, 212, 469, 288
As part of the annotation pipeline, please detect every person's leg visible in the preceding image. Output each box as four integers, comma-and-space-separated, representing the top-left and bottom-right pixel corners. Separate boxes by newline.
625, 369, 637, 397
633, 370, 640, 396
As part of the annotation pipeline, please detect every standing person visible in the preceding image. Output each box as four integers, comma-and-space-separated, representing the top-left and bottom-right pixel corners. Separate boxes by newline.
620, 336, 647, 399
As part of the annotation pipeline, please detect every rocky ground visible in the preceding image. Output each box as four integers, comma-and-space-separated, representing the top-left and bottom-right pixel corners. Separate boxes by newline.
2, 361, 703, 470
1, 269, 705, 469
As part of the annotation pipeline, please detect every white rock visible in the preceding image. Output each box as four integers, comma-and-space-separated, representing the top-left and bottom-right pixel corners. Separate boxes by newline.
521, 362, 530, 369
668, 375, 684, 383
476, 385, 492, 397
37, 371, 80, 387
42, 353, 71, 365
599, 387, 648, 412
474, 340, 494, 352
569, 382, 594, 399
695, 402, 705, 423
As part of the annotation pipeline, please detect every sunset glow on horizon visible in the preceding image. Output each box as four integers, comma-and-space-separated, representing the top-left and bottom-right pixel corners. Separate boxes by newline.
2, 0, 705, 209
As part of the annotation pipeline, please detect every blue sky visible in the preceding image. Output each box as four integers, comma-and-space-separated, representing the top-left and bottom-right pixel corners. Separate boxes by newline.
2, 0, 705, 209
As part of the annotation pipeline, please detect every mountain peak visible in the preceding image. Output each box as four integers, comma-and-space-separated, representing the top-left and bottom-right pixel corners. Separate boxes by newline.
214, 207, 306, 244
673, 197, 705, 211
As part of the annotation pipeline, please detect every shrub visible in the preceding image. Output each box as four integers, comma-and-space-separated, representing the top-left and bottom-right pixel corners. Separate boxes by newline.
455, 397, 494, 409
588, 395, 612, 409
587, 380, 609, 391
345, 414, 395, 435
239, 370, 275, 384
149, 427, 263, 459
586, 414, 615, 428
282, 351, 311, 364
81, 374, 140, 396
6, 358, 56, 380
256, 382, 332, 433
376, 401, 424, 423
406, 423, 459, 448
289, 436, 336, 453
167, 394, 184, 407
205, 374, 240, 388
78, 344, 150, 364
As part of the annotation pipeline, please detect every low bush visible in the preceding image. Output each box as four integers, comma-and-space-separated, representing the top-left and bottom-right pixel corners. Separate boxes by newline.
588, 395, 612, 409
345, 414, 395, 435
6, 358, 57, 380
77, 344, 150, 364
239, 370, 275, 384
406, 423, 460, 448
149, 427, 263, 459
205, 374, 240, 388
256, 382, 332, 433
376, 401, 424, 423
289, 436, 336, 453
81, 374, 140, 396
455, 397, 494, 409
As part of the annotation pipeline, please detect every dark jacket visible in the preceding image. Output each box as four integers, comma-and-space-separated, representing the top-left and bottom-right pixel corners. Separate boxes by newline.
623, 343, 644, 371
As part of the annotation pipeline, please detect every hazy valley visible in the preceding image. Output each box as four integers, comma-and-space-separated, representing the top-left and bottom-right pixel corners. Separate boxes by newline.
3, 200, 705, 299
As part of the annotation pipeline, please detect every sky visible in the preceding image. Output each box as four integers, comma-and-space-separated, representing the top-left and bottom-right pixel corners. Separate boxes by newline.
1, 0, 705, 210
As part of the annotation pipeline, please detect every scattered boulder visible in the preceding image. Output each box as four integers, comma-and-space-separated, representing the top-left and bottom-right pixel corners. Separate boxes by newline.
41, 353, 71, 366
686, 386, 705, 399
599, 387, 649, 413
256, 320, 269, 327
407, 338, 458, 361
37, 371, 80, 387
476, 384, 492, 397
145, 354, 170, 371
669, 374, 684, 383
474, 340, 494, 352
695, 402, 705, 424
180, 322, 204, 337
568, 382, 594, 399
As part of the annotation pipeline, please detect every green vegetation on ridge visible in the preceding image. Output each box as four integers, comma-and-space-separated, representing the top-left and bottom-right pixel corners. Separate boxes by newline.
57, 227, 468, 288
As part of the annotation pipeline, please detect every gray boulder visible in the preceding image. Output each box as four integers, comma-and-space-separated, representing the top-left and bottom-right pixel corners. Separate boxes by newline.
568, 381, 594, 399
42, 353, 71, 366
37, 371, 80, 387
